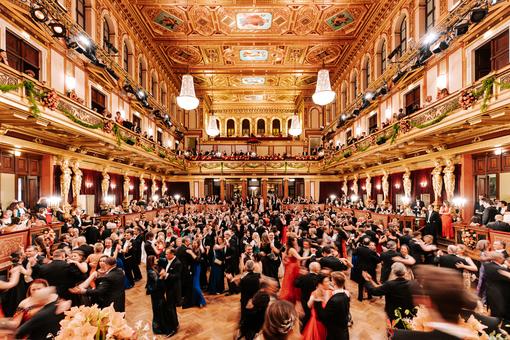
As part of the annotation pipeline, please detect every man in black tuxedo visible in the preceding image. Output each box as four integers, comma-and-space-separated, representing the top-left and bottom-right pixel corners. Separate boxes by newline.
294, 262, 321, 331
363, 262, 415, 328
132, 227, 144, 282
379, 241, 400, 283
483, 201, 499, 226
176, 237, 193, 308
435, 245, 469, 274
487, 215, 510, 232
319, 246, 349, 272
84, 223, 100, 245
161, 248, 182, 337
424, 205, 442, 242
314, 271, 350, 340
75, 236, 94, 257
224, 230, 240, 295
412, 198, 425, 215
239, 260, 261, 313
352, 238, 380, 301
474, 196, 486, 218
493, 240, 509, 259
484, 252, 510, 324
31, 249, 82, 300
121, 229, 137, 288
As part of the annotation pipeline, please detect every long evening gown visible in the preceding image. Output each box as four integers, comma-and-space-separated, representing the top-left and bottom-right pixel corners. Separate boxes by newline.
441, 211, 454, 239
302, 300, 327, 340
279, 255, 301, 303
146, 268, 173, 335
208, 248, 225, 294
191, 260, 206, 307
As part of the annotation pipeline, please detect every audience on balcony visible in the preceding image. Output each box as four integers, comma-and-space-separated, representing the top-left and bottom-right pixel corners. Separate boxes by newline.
183, 150, 324, 161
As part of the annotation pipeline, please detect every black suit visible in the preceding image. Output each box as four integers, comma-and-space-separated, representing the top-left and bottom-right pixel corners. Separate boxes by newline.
86, 267, 126, 311
379, 250, 400, 283
482, 206, 499, 226
424, 210, 442, 241
392, 329, 466, 340
436, 254, 468, 273
132, 235, 143, 281
84, 226, 100, 245
365, 278, 415, 325
487, 221, 510, 232
315, 292, 350, 340
176, 245, 193, 307
319, 256, 348, 272
76, 244, 94, 258
15, 301, 64, 340
294, 272, 320, 330
239, 272, 261, 312
484, 262, 510, 320
353, 246, 380, 301
32, 260, 82, 300
164, 257, 182, 332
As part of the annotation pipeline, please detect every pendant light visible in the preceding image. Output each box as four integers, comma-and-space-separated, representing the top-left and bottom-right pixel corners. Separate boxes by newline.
177, 9, 199, 111
289, 51, 302, 137
205, 67, 219, 137
313, 62, 335, 106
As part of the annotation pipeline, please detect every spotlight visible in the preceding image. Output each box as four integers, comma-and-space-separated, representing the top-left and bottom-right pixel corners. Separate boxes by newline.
48, 22, 66, 38
352, 108, 360, 116
431, 40, 449, 54
341, 114, 347, 121
30, 6, 48, 23
417, 47, 433, 64
136, 89, 147, 101
123, 83, 135, 94
392, 70, 408, 84
455, 22, 469, 36
377, 84, 388, 96
65, 37, 78, 49
364, 92, 374, 101
106, 67, 119, 80
361, 99, 370, 109
470, 7, 488, 23
387, 45, 401, 60
76, 34, 92, 50
423, 32, 439, 45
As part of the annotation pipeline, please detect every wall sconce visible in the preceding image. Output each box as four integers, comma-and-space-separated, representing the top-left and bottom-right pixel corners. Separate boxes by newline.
174, 194, 181, 200
452, 197, 467, 207
110, 183, 117, 190
152, 195, 159, 201
329, 194, 337, 200
14, 150, 21, 157
361, 186, 366, 191
66, 75, 76, 91
394, 183, 401, 189
420, 180, 428, 188
436, 74, 447, 90
350, 194, 359, 202
376, 184, 381, 190
85, 181, 93, 189
401, 196, 411, 205
129, 185, 134, 191
495, 147, 503, 155
143, 186, 148, 192
47, 196, 61, 208
104, 195, 115, 204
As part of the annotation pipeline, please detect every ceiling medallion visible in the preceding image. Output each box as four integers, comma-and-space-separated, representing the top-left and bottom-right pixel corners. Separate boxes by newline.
325, 10, 354, 31
153, 10, 183, 32
241, 77, 265, 85
240, 49, 268, 61
236, 13, 272, 30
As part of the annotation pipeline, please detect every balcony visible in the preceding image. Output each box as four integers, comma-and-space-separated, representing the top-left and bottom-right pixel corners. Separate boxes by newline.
0, 63, 184, 172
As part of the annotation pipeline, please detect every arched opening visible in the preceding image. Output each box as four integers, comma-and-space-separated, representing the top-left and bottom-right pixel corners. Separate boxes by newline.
160, 83, 167, 107
425, 0, 435, 32
76, 0, 86, 30
272, 119, 281, 136
257, 119, 265, 136
242, 119, 251, 136
102, 15, 116, 53
122, 37, 134, 76
341, 81, 348, 110
397, 16, 407, 57
151, 71, 158, 99
377, 38, 387, 77
350, 70, 358, 101
138, 56, 147, 88
227, 119, 235, 137
362, 56, 371, 91
287, 118, 292, 135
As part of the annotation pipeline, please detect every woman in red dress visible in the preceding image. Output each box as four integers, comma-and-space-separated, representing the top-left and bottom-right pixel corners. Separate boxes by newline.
279, 235, 313, 304
440, 201, 454, 239
302, 274, 331, 340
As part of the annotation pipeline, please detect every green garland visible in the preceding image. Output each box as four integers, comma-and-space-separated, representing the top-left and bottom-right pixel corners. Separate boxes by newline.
343, 150, 352, 158
140, 144, 154, 153
61, 107, 104, 129
0, 80, 41, 117
376, 135, 387, 145
389, 123, 400, 144
113, 125, 123, 146
410, 111, 449, 129
471, 76, 510, 112
356, 144, 369, 152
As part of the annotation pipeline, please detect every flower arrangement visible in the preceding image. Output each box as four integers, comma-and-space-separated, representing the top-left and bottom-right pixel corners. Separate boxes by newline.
461, 228, 478, 250
56, 304, 154, 340
40, 89, 59, 110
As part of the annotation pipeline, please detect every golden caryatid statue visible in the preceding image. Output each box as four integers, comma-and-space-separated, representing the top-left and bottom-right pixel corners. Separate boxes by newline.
403, 168, 412, 200
365, 173, 372, 201
101, 169, 110, 203
443, 158, 455, 203
139, 175, 145, 201
151, 175, 158, 199
60, 158, 72, 212
162, 176, 167, 196
341, 176, 348, 198
432, 160, 443, 205
71, 160, 82, 206
382, 170, 389, 202
123, 174, 130, 208
352, 174, 359, 196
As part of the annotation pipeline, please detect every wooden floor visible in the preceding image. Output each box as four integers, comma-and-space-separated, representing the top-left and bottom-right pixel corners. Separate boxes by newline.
126, 268, 388, 340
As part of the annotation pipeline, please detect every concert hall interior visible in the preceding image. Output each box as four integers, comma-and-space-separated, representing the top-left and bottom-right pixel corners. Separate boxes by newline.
0, 0, 510, 339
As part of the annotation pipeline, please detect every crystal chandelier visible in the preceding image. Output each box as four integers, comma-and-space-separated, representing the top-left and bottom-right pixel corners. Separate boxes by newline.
288, 113, 302, 136
177, 74, 199, 110
313, 68, 336, 106
206, 113, 219, 137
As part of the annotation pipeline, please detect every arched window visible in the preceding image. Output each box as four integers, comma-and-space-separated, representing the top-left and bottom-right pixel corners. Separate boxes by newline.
138, 57, 147, 88
341, 82, 348, 110
151, 72, 158, 99
76, 0, 86, 30
272, 119, 281, 136
351, 71, 358, 101
227, 119, 235, 137
160, 85, 167, 107
242, 119, 250, 136
287, 118, 292, 135
103, 18, 111, 50
257, 119, 265, 135
378, 39, 387, 76
123, 42, 129, 73
363, 57, 371, 90
399, 17, 407, 56
426, 0, 435, 32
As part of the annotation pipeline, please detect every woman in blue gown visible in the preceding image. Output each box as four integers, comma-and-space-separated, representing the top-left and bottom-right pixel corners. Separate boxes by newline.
188, 239, 206, 307
145, 255, 173, 335
208, 236, 226, 295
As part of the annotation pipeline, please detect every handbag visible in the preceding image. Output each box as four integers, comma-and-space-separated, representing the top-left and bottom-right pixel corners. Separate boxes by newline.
214, 258, 223, 266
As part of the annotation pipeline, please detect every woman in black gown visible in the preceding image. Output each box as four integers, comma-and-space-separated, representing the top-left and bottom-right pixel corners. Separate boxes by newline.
146, 255, 172, 335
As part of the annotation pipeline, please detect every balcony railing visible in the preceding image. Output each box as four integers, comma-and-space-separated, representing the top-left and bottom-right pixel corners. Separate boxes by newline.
0, 63, 182, 166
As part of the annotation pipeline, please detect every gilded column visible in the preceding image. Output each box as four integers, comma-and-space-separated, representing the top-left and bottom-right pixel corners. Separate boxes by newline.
283, 178, 289, 199
382, 170, 389, 203
220, 178, 225, 201
365, 173, 372, 201
161, 176, 167, 197
139, 175, 145, 200
123, 173, 130, 208
432, 159, 443, 207
443, 158, 455, 203
101, 168, 110, 204
352, 174, 359, 196
60, 158, 72, 212
403, 167, 412, 200
71, 160, 82, 208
